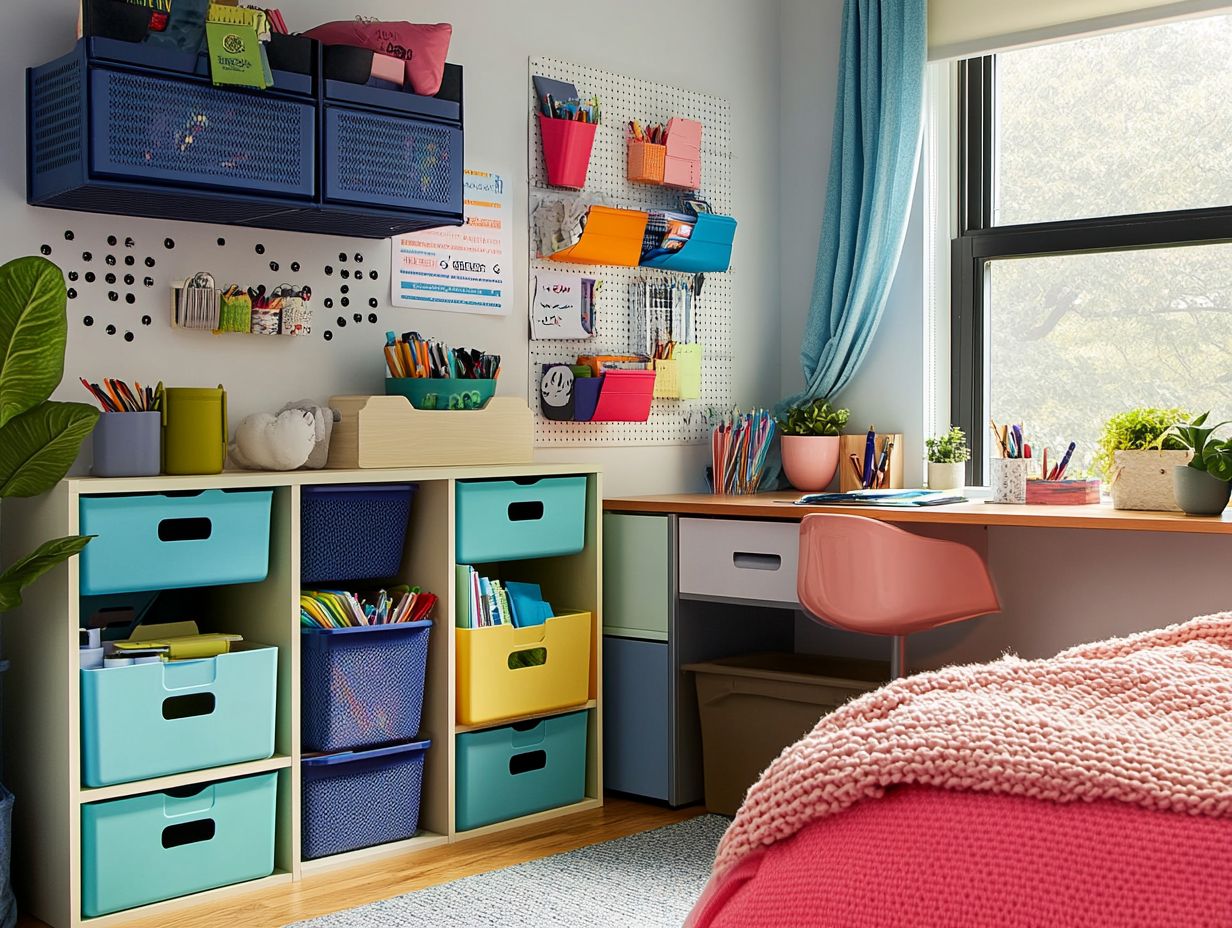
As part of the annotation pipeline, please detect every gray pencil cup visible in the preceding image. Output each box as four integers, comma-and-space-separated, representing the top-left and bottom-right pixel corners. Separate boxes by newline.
92, 411, 161, 477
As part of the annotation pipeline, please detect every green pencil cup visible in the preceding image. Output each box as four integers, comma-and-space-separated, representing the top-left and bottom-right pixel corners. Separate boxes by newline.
162, 385, 228, 475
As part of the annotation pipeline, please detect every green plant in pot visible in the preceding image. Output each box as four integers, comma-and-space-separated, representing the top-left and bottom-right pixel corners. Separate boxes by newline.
1092, 407, 1191, 511
0, 256, 99, 927
776, 398, 850, 491
925, 426, 970, 491
1167, 412, 1232, 515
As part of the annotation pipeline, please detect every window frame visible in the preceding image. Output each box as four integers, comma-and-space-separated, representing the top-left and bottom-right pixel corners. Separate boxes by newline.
951, 54, 1232, 484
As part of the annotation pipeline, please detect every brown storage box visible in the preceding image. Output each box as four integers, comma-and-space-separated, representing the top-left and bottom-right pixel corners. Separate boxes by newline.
685, 652, 887, 816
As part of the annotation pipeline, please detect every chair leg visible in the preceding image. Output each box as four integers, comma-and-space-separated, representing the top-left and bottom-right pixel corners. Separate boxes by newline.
890, 635, 908, 679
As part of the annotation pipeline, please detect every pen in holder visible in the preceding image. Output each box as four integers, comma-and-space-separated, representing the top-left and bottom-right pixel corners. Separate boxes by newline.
990, 457, 1029, 504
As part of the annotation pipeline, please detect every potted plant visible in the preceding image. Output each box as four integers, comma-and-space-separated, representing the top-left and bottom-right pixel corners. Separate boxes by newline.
776, 398, 850, 491
0, 256, 99, 926
1092, 407, 1191, 511
1167, 413, 1232, 515
925, 426, 970, 491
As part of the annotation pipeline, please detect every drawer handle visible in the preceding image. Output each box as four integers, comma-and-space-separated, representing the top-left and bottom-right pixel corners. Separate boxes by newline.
162, 693, 216, 721
508, 647, 547, 670
158, 517, 212, 542
733, 552, 782, 571
507, 501, 545, 522
509, 750, 547, 775
161, 818, 216, 849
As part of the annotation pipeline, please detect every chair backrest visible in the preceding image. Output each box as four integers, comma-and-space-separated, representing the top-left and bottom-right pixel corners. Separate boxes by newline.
797, 513, 1000, 637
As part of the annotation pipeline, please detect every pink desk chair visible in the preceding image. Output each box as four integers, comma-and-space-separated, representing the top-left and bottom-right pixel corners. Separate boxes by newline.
797, 514, 1000, 677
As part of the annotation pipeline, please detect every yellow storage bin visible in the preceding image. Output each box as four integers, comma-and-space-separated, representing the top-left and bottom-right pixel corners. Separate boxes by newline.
456, 611, 592, 726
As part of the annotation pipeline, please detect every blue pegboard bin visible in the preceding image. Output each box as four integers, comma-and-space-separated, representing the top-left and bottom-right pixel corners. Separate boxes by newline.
640, 212, 737, 273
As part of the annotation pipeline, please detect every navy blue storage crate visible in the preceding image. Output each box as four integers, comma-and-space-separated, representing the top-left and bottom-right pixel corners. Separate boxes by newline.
301, 483, 414, 584
302, 739, 430, 859
301, 620, 432, 753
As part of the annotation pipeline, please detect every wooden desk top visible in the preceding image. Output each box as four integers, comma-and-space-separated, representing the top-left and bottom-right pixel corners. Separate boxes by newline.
603, 493, 1232, 535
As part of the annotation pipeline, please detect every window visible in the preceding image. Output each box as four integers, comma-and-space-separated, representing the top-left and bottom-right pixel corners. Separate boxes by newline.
951, 15, 1232, 481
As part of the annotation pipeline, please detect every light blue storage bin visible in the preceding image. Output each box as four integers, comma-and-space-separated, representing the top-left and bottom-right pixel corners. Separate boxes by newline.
455, 477, 587, 564
640, 212, 737, 273
79, 490, 273, 596
80, 646, 277, 787
81, 771, 277, 917
456, 710, 588, 831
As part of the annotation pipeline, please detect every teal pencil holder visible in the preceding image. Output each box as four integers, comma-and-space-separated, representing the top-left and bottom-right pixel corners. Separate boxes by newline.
385, 378, 497, 410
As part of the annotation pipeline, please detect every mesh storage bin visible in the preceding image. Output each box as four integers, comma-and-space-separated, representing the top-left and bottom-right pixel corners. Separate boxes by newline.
301, 621, 432, 753
300, 484, 414, 584
301, 739, 430, 859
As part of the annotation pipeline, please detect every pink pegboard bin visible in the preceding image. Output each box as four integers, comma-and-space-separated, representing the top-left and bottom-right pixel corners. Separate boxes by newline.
589, 370, 657, 422
663, 117, 702, 189
539, 113, 598, 189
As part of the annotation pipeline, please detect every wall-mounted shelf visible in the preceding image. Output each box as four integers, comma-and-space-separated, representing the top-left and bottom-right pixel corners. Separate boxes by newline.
27, 38, 464, 240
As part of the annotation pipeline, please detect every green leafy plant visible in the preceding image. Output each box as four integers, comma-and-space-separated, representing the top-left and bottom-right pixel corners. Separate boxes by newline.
1092, 406, 1189, 483
0, 256, 99, 612
1167, 412, 1232, 480
776, 398, 850, 437
925, 426, 971, 464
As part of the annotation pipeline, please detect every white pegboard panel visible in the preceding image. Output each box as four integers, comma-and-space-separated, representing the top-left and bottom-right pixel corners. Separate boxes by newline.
527, 56, 734, 447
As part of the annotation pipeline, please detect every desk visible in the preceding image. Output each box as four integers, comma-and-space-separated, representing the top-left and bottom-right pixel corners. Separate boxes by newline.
599, 493, 1232, 807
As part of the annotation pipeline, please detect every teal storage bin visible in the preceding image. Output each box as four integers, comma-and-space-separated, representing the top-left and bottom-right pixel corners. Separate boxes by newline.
81, 771, 277, 917
640, 212, 736, 273
80, 646, 277, 787
455, 476, 586, 564
455, 709, 588, 831
79, 490, 273, 596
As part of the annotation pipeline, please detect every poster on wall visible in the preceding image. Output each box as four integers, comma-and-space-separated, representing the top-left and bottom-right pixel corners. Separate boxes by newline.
390, 168, 513, 316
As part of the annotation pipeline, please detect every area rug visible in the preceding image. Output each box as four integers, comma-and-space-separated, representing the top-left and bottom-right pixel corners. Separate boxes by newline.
286, 815, 728, 928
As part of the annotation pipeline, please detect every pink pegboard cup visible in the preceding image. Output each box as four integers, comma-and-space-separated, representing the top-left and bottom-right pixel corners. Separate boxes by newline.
539, 113, 598, 189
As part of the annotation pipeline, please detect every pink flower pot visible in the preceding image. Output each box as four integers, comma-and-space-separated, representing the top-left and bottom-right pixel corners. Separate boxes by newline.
781, 435, 840, 492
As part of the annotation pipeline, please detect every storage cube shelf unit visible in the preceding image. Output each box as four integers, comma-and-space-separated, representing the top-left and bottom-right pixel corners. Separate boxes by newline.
0, 463, 601, 928
26, 38, 464, 239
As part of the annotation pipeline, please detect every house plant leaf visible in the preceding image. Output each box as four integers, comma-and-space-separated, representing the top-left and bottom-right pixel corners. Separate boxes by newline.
0, 256, 68, 429
0, 401, 99, 498
0, 535, 93, 612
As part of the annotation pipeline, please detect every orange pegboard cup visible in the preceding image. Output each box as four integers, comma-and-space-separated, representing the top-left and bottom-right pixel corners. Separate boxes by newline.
627, 140, 666, 184
539, 113, 598, 189
548, 205, 649, 267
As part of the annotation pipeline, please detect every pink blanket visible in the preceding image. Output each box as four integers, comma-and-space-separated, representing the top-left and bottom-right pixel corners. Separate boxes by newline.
708, 612, 1232, 882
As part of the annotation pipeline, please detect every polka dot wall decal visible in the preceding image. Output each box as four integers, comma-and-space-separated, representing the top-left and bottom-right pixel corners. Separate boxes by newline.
336, 316, 346, 327
105, 273, 116, 285
124, 331, 134, 342
82, 251, 92, 262
105, 324, 116, 335
340, 284, 349, 294
64, 230, 74, 241
124, 274, 134, 285
164, 238, 175, 249
269, 261, 279, 272
370, 270, 379, 280
340, 297, 350, 307
124, 256, 135, 266
124, 237, 135, 248
84, 272, 95, 283
68, 271, 78, 281
324, 298, 333, 308
40, 244, 51, 255
107, 291, 118, 302
143, 277, 155, 287
67, 288, 77, 299
107, 235, 117, 246
83, 315, 93, 326
105, 255, 116, 266
142, 315, 152, 325
340, 269, 350, 280
217, 237, 226, 246
337, 252, 347, 262
369, 298, 378, 308
368, 312, 378, 323
125, 294, 135, 304
290, 262, 300, 273
323, 330, 333, 341
324, 266, 333, 275
354, 253, 364, 263
352, 313, 361, 323
145, 257, 156, 268
255, 244, 266, 255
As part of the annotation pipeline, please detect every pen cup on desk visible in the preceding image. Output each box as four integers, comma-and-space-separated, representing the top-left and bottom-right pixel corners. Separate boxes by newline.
990, 457, 1029, 504
162, 386, 227, 475
91, 410, 161, 477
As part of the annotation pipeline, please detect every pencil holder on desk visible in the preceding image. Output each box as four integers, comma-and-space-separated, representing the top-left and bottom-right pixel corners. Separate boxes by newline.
161, 385, 227, 476
539, 113, 597, 189
91, 411, 160, 477
990, 457, 1029, 504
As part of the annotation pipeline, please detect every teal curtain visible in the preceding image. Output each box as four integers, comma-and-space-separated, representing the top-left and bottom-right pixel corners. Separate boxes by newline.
793, 0, 927, 403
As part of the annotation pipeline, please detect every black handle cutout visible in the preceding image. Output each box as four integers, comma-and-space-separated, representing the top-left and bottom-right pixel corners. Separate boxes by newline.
162, 818, 215, 849
163, 693, 216, 720
507, 501, 545, 522
508, 647, 546, 670
164, 784, 209, 799
509, 750, 547, 775
158, 517, 212, 542
733, 552, 782, 571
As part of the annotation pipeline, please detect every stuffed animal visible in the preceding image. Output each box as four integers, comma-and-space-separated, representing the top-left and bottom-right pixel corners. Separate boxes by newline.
229, 401, 334, 471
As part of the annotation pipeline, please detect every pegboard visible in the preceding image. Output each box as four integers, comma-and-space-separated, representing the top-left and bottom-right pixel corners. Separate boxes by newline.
527, 56, 734, 447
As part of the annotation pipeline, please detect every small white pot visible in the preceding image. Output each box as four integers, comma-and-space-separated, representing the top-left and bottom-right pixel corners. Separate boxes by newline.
927, 461, 966, 492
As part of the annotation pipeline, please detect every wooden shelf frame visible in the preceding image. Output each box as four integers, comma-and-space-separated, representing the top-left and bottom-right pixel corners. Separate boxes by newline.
1, 464, 602, 928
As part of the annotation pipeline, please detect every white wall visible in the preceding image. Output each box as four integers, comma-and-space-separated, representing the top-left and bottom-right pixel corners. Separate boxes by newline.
9, 0, 782, 497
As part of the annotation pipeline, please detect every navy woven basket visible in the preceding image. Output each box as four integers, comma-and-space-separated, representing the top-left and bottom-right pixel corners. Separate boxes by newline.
301, 739, 429, 859
300, 484, 414, 584
301, 621, 431, 753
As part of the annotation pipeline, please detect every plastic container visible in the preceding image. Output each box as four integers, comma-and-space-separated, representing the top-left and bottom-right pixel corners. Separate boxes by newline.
640, 212, 737, 273
455, 476, 587, 564
548, 206, 649, 267
538, 113, 597, 189
626, 140, 666, 184
300, 484, 414, 584
91, 411, 160, 477
685, 652, 887, 815
301, 621, 432, 753
80, 771, 277, 917
456, 710, 587, 831
573, 378, 602, 422
162, 386, 227, 476
589, 370, 657, 423
80, 645, 277, 787
301, 739, 430, 859
455, 611, 591, 726
384, 378, 497, 411
78, 489, 272, 596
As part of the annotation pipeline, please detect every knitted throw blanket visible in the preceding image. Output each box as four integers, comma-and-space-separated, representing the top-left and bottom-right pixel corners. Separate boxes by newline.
712, 612, 1232, 880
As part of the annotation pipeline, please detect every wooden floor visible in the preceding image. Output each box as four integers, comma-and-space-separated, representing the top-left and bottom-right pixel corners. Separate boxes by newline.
19, 798, 703, 928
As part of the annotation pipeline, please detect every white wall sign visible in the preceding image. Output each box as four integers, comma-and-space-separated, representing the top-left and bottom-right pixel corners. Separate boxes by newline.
391, 168, 512, 316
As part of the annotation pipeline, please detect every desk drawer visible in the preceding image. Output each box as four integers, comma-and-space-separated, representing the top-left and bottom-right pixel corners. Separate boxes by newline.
678, 518, 798, 604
